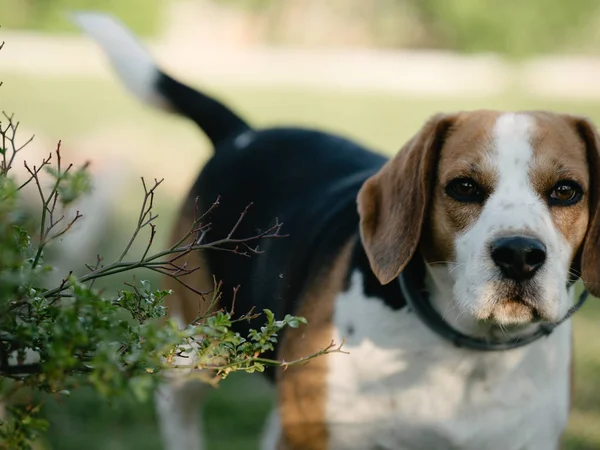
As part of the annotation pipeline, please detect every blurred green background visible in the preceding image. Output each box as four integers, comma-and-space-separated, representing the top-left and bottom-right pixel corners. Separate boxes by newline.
3, 0, 600, 449
0, 0, 165, 36
2, 0, 600, 56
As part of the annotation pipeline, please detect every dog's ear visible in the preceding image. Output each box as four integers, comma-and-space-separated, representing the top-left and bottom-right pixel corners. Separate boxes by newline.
571, 117, 600, 297
357, 114, 457, 285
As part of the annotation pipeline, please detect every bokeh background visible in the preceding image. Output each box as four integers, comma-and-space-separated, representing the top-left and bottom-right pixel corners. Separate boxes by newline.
2, 0, 600, 449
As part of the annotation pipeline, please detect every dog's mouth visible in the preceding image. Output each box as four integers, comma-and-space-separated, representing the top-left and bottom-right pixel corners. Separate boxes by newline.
486, 299, 543, 325
476, 279, 553, 325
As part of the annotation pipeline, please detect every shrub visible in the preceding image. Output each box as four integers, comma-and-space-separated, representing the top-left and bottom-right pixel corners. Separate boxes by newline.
0, 40, 342, 450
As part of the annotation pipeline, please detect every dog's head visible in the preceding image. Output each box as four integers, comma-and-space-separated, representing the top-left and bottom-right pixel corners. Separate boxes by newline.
358, 111, 600, 328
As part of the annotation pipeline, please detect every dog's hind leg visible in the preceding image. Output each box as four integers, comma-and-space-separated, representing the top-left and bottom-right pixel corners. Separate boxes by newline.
155, 335, 209, 450
155, 201, 218, 450
259, 408, 282, 450
155, 280, 213, 450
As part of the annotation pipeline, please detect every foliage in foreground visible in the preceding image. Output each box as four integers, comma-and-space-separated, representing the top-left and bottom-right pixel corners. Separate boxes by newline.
0, 43, 343, 450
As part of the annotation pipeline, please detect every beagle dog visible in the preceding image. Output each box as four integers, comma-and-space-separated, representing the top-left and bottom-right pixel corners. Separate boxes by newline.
74, 13, 599, 450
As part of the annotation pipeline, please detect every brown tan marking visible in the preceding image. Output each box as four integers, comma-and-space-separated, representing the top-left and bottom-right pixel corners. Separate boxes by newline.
565, 117, 600, 297
162, 197, 217, 326
528, 112, 590, 259
276, 239, 355, 450
527, 112, 600, 297
421, 110, 501, 263
358, 113, 458, 285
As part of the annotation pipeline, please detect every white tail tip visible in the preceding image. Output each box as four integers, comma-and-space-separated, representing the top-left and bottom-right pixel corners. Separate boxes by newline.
70, 11, 169, 110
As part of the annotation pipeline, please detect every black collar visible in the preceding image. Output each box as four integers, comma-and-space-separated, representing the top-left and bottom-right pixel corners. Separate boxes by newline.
398, 258, 588, 351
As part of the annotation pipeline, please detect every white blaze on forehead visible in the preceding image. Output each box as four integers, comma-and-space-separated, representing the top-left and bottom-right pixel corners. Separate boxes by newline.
452, 112, 542, 254
493, 112, 535, 188
483, 112, 546, 231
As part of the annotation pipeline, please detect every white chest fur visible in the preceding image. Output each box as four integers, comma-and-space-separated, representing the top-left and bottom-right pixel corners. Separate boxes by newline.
325, 271, 572, 450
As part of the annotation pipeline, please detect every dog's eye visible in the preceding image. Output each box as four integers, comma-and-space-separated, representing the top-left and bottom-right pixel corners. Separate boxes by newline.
549, 181, 583, 206
446, 178, 484, 203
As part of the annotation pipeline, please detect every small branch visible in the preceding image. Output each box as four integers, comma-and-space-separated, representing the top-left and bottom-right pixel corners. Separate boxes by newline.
229, 285, 240, 316
172, 195, 220, 250
279, 339, 349, 370
18, 154, 51, 190
192, 277, 225, 323
227, 202, 253, 239
50, 211, 83, 241
118, 178, 163, 262
29, 142, 80, 269
140, 224, 156, 262
85, 255, 103, 290
1, 111, 35, 176
148, 267, 210, 299
43, 201, 286, 299
48, 272, 73, 306
169, 339, 348, 374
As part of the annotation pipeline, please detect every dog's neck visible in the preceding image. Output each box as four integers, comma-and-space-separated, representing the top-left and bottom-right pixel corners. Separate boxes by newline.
422, 262, 541, 341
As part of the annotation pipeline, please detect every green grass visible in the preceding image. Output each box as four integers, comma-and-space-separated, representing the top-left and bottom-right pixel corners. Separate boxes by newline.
3, 73, 600, 449
38, 374, 274, 450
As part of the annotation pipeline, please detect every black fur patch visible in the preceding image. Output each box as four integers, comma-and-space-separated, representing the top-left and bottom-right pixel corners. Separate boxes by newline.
188, 127, 389, 379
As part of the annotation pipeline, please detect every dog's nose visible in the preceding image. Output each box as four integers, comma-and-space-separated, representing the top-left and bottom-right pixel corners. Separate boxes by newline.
490, 236, 547, 281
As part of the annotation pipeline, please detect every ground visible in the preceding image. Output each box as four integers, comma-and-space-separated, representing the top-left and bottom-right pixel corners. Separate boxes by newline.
3, 73, 600, 449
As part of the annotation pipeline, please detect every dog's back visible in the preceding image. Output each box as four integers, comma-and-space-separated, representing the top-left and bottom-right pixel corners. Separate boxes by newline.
186, 128, 388, 357
72, 12, 389, 362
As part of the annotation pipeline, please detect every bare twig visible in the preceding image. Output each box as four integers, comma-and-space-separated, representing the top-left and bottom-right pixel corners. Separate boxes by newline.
118, 178, 163, 262
18, 154, 51, 190
42, 180, 287, 300
229, 285, 240, 316
140, 223, 157, 262
86, 255, 103, 290
28, 142, 83, 269
227, 203, 253, 239
50, 211, 82, 241
1, 111, 35, 176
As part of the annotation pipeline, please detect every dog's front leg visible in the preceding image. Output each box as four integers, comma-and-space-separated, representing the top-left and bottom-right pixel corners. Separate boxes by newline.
155, 315, 208, 450
155, 377, 207, 450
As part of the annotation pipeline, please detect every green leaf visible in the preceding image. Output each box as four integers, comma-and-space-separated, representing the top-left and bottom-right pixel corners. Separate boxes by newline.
284, 314, 308, 328
129, 376, 154, 403
264, 309, 275, 324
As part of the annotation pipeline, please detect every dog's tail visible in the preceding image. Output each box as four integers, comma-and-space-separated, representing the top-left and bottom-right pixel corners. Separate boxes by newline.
71, 12, 250, 146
